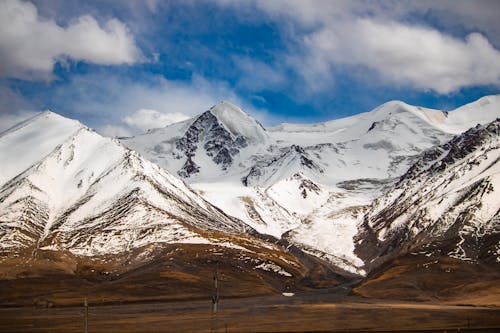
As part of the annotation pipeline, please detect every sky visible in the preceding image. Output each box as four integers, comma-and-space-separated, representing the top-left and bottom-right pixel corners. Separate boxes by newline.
0, 0, 499, 136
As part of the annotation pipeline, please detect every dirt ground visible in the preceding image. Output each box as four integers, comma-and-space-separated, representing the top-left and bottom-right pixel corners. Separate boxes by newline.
1, 248, 499, 332
1, 292, 499, 333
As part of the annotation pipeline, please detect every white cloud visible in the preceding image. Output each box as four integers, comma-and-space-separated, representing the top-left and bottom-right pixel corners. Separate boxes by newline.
96, 124, 132, 138
0, 0, 141, 80
123, 109, 190, 131
234, 57, 286, 91
381, 1, 500, 48
0, 86, 39, 132
216, 0, 500, 94
301, 18, 500, 93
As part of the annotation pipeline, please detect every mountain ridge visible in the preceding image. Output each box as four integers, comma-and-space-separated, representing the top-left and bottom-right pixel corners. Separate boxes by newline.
0, 122, 257, 257
0, 96, 498, 283
356, 119, 500, 270
119, 95, 499, 272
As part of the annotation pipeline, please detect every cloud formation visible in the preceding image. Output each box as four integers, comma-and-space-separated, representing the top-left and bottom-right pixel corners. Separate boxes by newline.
217, 0, 500, 94
0, 0, 141, 80
1, 0, 497, 133
234, 57, 286, 91
123, 109, 190, 131
300, 18, 500, 93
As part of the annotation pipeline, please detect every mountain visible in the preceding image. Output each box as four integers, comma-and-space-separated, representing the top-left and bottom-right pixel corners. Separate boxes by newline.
0, 110, 348, 307
122, 96, 500, 273
352, 119, 499, 302
0, 97, 498, 308
124, 101, 269, 181
0, 111, 256, 256
0, 111, 82, 187
356, 119, 500, 268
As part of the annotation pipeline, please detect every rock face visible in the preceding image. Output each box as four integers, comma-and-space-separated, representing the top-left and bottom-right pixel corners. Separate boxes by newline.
175, 110, 248, 177
123, 101, 269, 181
241, 145, 324, 187
124, 96, 500, 188
349, 119, 499, 303
356, 119, 500, 270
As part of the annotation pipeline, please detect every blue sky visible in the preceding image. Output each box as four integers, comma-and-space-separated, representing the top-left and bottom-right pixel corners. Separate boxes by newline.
0, 0, 499, 136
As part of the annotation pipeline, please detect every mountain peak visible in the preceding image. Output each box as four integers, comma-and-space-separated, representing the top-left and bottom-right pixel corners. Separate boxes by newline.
211, 100, 242, 112
0, 111, 84, 186
0, 114, 251, 255
34, 110, 79, 124
444, 94, 500, 134
378, 100, 409, 108
371, 95, 500, 135
1, 110, 73, 137
370, 100, 416, 116
357, 118, 500, 269
209, 101, 268, 144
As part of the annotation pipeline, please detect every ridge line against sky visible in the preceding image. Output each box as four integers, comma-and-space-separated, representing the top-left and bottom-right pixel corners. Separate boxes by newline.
0, 0, 499, 136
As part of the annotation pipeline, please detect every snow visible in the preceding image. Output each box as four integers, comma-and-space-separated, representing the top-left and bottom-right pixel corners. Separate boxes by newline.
442, 95, 500, 134
210, 101, 269, 144
269, 96, 499, 141
364, 119, 500, 263
0, 118, 251, 254
190, 181, 301, 238
119, 95, 499, 272
266, 173, 330, 216
121, 95, 499, 192
254, 262, 292, 277
268, 101, 440, 144
0, 111, 83, 187
287, 203, 367, 275
1, 95, 499, 274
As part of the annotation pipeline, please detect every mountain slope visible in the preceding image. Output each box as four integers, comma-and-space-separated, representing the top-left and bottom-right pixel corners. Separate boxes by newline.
124, 101, 269, 181
0, 123, 255, 257
123, 96, 500, 188
350, 119, 499, 303
121, 96, 500, 273
1, 96, 498, 291
0, 111, 350, 307
356, 119, 500, 269
0, 111, 82, 187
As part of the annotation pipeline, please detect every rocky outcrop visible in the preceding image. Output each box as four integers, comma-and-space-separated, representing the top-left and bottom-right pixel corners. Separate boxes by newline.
175, 111, 248, 177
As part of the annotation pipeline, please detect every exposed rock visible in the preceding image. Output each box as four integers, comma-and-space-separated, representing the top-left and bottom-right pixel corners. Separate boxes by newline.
174, 111, 248, 177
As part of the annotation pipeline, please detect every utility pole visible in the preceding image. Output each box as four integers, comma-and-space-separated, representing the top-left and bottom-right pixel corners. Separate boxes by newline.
211, 261, 220, 333
212, 261, 219, 313
84, 297, 88, 333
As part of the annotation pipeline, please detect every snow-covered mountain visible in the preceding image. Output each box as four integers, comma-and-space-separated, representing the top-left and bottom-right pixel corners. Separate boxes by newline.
121, 96, 500, 273
0, 111, 349, 294
124, 101, 269, 181
0, 111, 82, 187
351, 119, 499, 302
1, 96, 498, 280
356, 119, 500, 269
0, 111, 266, 258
